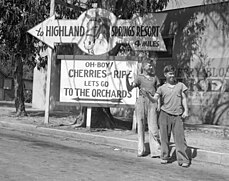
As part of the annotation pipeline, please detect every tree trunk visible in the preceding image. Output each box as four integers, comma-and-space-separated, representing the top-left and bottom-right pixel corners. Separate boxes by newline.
13, 53, 27, 116
72, 107, 116, 129
71, 107, 87, 128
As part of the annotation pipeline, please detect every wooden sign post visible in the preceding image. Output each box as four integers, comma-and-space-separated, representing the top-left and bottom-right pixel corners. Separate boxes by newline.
44, 0, 55, 124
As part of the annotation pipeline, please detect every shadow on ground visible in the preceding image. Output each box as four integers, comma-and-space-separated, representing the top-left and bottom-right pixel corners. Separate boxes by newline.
0, 102, 32, 108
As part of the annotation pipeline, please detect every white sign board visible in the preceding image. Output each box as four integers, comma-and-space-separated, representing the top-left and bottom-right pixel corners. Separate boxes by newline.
60, 58, 138, 107
28, 8, 167, 55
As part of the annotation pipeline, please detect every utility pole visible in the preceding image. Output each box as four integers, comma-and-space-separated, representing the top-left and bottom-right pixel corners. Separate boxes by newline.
44, 0, 55, 124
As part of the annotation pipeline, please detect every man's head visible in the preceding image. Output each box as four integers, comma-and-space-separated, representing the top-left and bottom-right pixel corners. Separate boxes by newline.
163, 65, 176, 83
142, 60, 155, 75
149, 52, 158, 65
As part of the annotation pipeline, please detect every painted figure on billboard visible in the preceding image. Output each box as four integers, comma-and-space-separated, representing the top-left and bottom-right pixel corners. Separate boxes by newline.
84, 14, 111, 55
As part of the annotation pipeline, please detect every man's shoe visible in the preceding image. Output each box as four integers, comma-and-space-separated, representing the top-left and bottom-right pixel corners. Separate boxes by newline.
137, 152, 146, 157
181, 163, 190, 168
160, 159, 168, 164
178, 163, 190, 168
151, 155, 160, 158
151, 151, 161, 158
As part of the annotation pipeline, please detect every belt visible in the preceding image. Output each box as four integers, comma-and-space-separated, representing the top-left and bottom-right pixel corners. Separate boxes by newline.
161, 110, 182, 117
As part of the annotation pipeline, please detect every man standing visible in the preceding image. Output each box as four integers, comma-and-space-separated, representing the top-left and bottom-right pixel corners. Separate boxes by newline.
146, 65, 190, 167
126, 58, 161, 158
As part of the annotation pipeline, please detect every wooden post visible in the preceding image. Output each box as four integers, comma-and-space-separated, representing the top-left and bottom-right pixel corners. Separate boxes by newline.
44, 0, 55, 124
86, 107, 92, 129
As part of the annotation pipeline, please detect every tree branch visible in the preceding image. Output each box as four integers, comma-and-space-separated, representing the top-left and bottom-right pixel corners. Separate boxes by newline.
55, 0, 87, 12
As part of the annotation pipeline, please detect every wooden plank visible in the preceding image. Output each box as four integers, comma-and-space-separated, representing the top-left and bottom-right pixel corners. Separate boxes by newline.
56, 101, 135, 108
86, 107, 92, 128
57, 55, 141, 61
44, 49, 52, 124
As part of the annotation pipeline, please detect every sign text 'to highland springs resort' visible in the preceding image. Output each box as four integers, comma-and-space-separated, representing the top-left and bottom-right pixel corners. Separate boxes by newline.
28, 8, 167, 55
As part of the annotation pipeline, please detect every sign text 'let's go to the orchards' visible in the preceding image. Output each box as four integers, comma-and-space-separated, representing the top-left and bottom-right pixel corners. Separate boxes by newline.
60, 58, 138, 106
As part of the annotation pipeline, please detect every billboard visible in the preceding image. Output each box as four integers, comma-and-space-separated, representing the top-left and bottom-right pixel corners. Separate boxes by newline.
60, 57, 138, 107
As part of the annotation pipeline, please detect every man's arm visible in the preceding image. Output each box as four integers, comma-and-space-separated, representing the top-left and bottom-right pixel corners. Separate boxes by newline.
181, 90, 189, 118
145, 92, 160, 103
155, 76, 161, 111
126, 72, 135, 92
157, 96, 161, 111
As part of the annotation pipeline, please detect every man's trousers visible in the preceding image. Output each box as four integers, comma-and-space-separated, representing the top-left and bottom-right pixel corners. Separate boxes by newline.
135, 96, 161, 157
159, 110, 190, 164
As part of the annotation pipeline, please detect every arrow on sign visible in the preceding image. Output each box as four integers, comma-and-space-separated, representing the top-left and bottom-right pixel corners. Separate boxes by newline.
28, 8, 167, 54
27, 15, 85, 48
72, 97, 123, 103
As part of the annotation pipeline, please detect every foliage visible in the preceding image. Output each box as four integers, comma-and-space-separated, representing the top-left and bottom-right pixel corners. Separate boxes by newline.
0, 0, 51, 115
24, 89, 32, 103
0, 0, 172, 70
54, 0, 171, 18
0, 0, 50, 65
0, 0, 173, 117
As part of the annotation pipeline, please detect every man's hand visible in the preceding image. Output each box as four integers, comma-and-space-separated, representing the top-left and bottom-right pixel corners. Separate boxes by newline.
156, 105, 161, 112
126, 71, 134, 92
126, 71, 131, 78
181, 110, 188, 119
145, 91, 157, 103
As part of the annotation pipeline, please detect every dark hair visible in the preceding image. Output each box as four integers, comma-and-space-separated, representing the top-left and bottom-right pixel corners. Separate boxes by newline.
163, 65, 176, 74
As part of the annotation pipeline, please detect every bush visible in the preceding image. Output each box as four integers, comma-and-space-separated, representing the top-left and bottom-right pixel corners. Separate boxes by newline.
24, 90, 32, 103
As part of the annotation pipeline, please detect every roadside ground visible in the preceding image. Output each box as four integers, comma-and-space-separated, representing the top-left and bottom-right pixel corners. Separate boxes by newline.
0, 101, 229, 166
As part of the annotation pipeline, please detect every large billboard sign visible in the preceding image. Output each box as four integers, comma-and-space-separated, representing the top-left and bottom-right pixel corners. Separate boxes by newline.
28, 8, 167, 55
59, 56, 138, 107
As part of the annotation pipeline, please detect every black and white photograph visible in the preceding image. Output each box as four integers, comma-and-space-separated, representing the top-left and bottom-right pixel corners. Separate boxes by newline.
0, 0, 229, 180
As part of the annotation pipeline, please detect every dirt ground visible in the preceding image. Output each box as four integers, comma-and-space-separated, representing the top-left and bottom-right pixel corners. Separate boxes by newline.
0, 101, 229, 154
